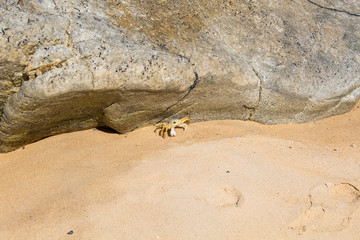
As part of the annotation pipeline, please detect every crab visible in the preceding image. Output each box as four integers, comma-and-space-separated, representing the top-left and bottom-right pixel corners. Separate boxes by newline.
154, 117, 190, 137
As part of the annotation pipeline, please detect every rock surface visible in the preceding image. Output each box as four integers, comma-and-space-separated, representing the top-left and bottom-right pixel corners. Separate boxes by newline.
0, 0, 359, 152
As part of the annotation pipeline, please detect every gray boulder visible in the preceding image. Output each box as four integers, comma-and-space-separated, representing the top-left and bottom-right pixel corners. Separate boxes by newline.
0, 0, 359, 152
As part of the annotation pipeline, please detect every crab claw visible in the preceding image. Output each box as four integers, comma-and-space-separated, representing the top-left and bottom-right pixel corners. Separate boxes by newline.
170, 127, 176, 137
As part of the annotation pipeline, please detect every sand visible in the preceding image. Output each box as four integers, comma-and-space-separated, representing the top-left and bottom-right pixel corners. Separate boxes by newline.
1, 103, 360, 240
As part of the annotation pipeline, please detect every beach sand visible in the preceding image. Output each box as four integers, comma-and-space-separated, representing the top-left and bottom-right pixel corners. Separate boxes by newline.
1, 102, 359, 240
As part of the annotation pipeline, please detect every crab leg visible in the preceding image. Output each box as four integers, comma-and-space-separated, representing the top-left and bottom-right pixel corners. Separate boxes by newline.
160, 127, 166, 137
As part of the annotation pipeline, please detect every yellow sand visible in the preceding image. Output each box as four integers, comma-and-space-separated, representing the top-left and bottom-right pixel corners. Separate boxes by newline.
1, 103, 359, 239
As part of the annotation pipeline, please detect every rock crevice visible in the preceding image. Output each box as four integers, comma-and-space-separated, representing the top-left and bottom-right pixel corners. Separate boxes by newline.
307, 0, 360, 17
244, 65, 264, 120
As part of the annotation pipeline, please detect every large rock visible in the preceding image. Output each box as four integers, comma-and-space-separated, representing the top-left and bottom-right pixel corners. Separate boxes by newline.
0, 0, 359, 152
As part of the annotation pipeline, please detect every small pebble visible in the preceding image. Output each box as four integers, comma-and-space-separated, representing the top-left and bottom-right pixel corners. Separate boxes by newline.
350, 144, 357, 148
67, 230, 73, 235
226, 171, 230, 173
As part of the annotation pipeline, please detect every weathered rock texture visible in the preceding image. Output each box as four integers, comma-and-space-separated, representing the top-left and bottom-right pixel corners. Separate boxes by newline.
0, 0, 359, 152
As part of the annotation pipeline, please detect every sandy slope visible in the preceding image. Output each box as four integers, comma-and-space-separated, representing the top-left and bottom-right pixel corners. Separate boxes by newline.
1, 103, 359, 240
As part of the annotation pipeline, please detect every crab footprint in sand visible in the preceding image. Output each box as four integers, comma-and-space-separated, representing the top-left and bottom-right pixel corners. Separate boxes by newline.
290, 182, 360, 232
